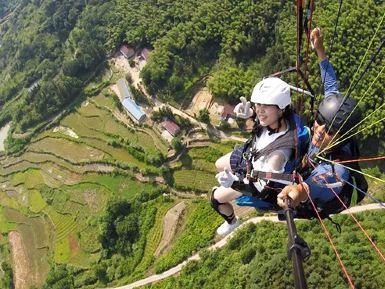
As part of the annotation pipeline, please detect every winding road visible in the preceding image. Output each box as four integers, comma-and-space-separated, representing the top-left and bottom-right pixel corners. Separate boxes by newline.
101, 203, 384, 289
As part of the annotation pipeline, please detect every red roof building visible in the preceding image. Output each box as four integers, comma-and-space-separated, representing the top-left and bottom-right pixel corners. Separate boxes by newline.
120, 44, 135, 59
140, 48, 151, 61
221, 104, 236, 120
161, 120, 180, 136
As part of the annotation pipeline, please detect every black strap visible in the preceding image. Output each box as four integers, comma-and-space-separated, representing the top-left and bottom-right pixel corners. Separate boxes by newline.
326, 216, 342, 233
249, 170, 298, 184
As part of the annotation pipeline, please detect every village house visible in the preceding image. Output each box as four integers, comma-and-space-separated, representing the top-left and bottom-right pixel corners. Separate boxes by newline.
139, 48, 151, 61
116, 78, 134, 100
122, 97, 146, 124
160, 119, 180, 142
115, 78, 146, 124
120, 44, 135, 59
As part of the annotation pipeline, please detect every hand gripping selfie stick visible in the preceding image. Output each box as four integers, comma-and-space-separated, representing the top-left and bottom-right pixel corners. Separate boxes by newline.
284, 198, 311, 289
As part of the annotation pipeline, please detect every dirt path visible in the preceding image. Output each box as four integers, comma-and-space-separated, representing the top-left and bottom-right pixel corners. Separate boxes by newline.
0, 122, 11, 151
154, 201, 186, 256
101, 203, 384, 289
9, 231, 30, 289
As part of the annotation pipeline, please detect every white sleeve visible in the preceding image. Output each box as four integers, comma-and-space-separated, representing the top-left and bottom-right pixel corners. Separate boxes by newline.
253, 149, 291, 173
261, 149, 291, 173
251, 149, 292, 192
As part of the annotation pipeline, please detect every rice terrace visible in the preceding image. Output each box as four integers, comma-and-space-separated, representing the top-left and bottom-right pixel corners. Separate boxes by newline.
0, 56, 236, 288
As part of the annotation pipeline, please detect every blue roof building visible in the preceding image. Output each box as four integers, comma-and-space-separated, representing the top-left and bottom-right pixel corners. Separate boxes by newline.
122, 98, 146, 123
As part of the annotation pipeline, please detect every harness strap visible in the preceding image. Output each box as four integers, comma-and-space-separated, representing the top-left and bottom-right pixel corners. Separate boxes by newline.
249, 170, 299, 185
242, 115, 299, 186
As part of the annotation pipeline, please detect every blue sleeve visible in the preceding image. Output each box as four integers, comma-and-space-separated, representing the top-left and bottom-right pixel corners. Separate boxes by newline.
319, 59, 339, 97
304, 162, 350, 205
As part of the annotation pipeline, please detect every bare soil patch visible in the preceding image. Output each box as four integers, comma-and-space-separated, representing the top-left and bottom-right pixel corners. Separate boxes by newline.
186, 88, 213, 116
53, 126, 79, 139
111, 54, 149, 95
9, 231, 30, 289
69, 234, 80, 256
154, 201, 186, 257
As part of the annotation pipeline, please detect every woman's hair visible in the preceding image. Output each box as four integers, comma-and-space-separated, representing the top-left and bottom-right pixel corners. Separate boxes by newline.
252, 105, 293, 137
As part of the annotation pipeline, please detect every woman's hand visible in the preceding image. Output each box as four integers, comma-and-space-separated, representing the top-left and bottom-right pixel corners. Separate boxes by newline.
233, 97, 253, 119
215, 167, 239, 188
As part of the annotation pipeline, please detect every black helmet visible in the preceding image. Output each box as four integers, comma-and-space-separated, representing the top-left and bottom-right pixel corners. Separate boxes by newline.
316, 93, 361, 135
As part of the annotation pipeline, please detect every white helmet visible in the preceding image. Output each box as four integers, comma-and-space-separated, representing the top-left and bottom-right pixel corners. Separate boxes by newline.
250, 77, 291, 109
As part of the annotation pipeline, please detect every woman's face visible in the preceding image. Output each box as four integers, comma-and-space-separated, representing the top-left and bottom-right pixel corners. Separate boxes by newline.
312, 120, 334, 149
255, 103, 282, 127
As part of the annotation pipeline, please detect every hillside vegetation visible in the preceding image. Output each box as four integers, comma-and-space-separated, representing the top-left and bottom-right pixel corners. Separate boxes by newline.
0, 0, 384, 289
144, 210, 385, 289
0, 82, 228, 288
1, 0, 384, 151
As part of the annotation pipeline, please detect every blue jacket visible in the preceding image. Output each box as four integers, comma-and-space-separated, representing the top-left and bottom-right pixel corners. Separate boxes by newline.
304, 59, 358, 206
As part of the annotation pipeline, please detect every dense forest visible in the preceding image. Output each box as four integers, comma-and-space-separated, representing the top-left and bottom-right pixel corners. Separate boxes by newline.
0, 0, 113, 152
0, 0, 18, 18
0, 0, 384, 152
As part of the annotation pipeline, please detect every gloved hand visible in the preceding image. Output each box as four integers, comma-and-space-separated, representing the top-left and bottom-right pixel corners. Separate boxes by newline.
215, 167, 239, 188
254, 178, 267, 192
233, 97, 253, 119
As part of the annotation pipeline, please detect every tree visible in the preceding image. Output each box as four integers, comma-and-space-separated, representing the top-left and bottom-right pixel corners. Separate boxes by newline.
171, 137, 185, 152
197, 108, 210, 124
99, 201, 140, 256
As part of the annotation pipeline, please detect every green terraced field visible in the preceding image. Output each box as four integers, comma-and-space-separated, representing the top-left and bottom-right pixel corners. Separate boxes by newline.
29, 137, 106, 163
84, 174, 158, 200
173, 169, 217, 193
61, 113, 109, 141
93, 94, 116, 110
77, 102, 165, 155
64, 182, 109, 212
45, 207, 78, 243
133, 199, 177, 277
0, 90, 221, 287
44, 205, 80, 264
0, 206, 16, 233
29, 190, 47, 213
11, 168, 45, 189
1, 160, 40, 176
60, 115, 162, 171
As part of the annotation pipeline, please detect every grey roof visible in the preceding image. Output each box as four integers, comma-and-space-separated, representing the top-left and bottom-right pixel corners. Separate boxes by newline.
122, 98, 146, 122
117, 78, 133, 99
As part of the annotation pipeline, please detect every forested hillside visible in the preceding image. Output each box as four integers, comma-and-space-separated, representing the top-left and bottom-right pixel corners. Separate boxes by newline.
0, 0, 384, 153
144, 210, 385, 289
0, 0, 113, 152
0, 0, 18, 18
